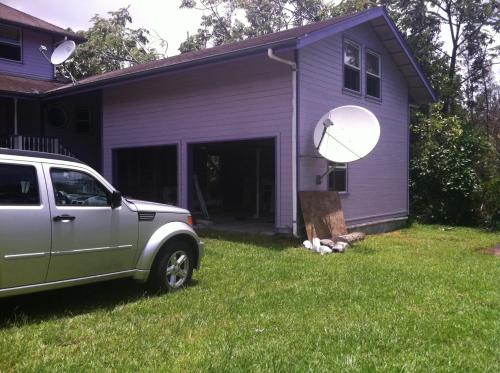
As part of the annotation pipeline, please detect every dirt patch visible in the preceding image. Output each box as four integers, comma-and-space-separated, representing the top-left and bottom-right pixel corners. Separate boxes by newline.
483, 244, 500, 256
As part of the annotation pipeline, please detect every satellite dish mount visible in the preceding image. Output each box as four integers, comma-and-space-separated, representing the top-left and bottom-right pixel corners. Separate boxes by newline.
313, 105, 381, 185
39, 39, 77, 85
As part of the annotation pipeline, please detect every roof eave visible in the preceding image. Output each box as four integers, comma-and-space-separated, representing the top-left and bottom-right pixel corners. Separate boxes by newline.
42, 38, 297, 99
0, 19, 86, 44
379, 8, 437, 103
296, 7, 386, 48
0, 90, 40, 98
296, 6, 437, 104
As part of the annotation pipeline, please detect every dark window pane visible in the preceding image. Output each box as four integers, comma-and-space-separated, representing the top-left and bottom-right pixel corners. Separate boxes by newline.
0, 164, 40, 205
367, 75, 380, 98
50, 169, 110, 207
0, 43, 21, 61
366, 53, 380, 76
344, 65, 360, 92
328, 164, 347, 192
0, 25, 20, 43
344, 43, 359, 67
76, 109, 92, 133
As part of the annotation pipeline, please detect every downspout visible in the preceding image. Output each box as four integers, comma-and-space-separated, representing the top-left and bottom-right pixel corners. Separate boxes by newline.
267, 48, 298, 237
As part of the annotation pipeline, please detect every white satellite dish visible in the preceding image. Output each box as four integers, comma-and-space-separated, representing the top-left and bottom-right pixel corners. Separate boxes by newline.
50, 40, 76, 65
313, 105, 380, 163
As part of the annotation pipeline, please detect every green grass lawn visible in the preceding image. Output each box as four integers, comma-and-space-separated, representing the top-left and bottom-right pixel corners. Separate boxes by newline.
0, 224, 499, 372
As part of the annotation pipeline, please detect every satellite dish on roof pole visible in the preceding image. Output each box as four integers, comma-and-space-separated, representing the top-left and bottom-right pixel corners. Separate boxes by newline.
39, 39, 78, 85
313, 105, 380, 184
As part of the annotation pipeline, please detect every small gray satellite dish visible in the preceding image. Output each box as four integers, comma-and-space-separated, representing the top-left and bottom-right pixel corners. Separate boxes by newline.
313, 105, 380, 163
50, 40, 76, 65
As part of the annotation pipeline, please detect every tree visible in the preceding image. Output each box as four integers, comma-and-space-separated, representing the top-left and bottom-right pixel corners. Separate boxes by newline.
425, 0, 499, 114
62, 7, 163, 80
179, 0, 332, 52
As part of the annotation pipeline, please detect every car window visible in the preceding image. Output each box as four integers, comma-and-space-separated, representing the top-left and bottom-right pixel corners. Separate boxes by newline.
50, 168, 110, 207
0, 164, 40, 206
0, 164, 40, 205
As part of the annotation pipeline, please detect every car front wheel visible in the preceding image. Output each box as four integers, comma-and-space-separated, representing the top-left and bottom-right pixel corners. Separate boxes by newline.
149, 240, 194, 293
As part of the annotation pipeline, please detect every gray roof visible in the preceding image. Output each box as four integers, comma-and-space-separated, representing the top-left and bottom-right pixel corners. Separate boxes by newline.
0, 73, 64, 96
6, 6, 433, 103
49, 11, 359, 89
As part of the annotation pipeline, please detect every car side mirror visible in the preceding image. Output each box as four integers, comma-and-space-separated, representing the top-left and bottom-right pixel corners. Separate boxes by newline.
111, 191, 122, 208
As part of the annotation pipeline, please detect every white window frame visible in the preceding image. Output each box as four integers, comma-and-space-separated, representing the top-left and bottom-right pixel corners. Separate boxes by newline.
365, 50, 381, 98
0, 23, 22, 63
343, 39, 361, 93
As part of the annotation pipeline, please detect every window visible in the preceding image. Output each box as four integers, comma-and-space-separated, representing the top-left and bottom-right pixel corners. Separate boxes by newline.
343, 40, 360, 92
366, 51, 381, 98
46, 105, 69, 129
76, 109, 92, 133
50, 169, 110, 207
327, 162, 347, 192
0, 164, 40, 205
0, 24, 21, 62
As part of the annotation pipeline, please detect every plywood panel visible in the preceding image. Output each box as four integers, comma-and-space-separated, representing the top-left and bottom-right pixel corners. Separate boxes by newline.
299, 191, 347, 241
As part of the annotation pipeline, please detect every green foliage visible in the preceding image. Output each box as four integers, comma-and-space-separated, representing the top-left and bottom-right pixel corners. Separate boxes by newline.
410, 105, 489, 224
62, 7, 159, 80
479, 177, 500, 229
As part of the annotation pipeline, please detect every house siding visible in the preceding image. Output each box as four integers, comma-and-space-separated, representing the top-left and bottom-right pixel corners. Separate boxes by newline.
298, 23, 409, 225
0, 27, 54, 80
102, 54, 294, 231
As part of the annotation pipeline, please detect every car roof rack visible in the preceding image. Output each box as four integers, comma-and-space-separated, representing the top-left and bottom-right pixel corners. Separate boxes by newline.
0, 148, 85, 164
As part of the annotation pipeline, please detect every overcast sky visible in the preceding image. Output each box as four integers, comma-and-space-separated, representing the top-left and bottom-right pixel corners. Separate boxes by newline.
2, 0, 204, 56
2, 0, 498, 79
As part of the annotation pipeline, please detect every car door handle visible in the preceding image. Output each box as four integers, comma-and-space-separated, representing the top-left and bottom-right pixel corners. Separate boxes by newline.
53, 215, 76, 222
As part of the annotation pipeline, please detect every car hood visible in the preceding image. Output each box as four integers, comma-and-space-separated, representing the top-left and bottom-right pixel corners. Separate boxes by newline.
126, 198, 189, 214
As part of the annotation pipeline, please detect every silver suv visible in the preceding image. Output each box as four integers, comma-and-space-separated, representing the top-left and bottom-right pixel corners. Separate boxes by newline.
0, 149, 203, 298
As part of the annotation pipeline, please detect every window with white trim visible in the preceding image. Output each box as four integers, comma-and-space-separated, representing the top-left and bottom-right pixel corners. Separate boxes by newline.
0, 24, 21, 62
343, 40, 360, 92
366, 51, 381, 98
327, 162, 347, 192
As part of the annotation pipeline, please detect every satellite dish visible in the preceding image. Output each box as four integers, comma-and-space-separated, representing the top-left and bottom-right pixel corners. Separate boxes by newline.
313, 105, 380, 163
50, 40, 76, 65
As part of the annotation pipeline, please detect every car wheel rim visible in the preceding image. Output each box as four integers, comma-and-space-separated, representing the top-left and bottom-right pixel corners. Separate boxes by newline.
166, 250, 190, 288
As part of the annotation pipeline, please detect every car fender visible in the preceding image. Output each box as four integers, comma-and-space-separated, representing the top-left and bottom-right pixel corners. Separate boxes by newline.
135, 221, 202, 272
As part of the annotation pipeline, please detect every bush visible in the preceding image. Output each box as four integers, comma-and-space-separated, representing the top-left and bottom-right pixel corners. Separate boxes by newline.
479, 177, 500, 229
410, 105, 489, 225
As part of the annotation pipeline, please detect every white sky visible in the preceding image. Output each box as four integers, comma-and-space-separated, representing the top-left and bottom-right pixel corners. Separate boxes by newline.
2, 0, 498, 78
1, 0, 205, 56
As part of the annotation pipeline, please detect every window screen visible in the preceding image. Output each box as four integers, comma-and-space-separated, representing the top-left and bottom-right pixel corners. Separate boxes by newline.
0, 24, 21, 62
343, 41, 360, 92
0, 164, 40, 205
366, 52, 381, 98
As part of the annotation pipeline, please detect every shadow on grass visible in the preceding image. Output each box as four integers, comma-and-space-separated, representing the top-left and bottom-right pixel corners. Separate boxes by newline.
0, 278, 198, 329
197, 229, 302, 251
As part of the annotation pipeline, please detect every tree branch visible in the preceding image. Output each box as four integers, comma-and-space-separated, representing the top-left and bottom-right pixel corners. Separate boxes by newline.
459, 61, 500, 84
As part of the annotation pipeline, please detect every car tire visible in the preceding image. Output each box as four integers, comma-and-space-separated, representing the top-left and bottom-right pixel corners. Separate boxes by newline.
149, 239, 194, 293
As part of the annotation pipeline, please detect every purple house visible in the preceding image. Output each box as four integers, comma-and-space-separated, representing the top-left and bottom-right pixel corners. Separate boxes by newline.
0, 4, 435, 235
